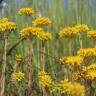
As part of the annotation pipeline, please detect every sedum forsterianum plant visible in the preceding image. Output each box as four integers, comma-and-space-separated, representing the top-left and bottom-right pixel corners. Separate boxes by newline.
1, 4, 96, 96
0, 18, 16, 96
18, 7, 36, 16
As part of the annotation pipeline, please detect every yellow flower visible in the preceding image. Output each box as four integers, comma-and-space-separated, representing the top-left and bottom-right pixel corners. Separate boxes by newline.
15, 54, 23, 62
20, 27, 44, 37
59, 79, 85, 96
50, 83, 60, 93
59, 79, 72, 94
60, 56, 83, 66
68, 82, 85, 96
0, 19, 16, 32
65, 56, 83, 66
18, 7, 35, 16
84, 63, 96, 71
38, 71, 53, 87
86, 70, 96, 80
77, 48, 96, 58
59, 27, 80, 39
87, 30, 96, 39
75, 24, 89, 32
0, 18, 8, 23
0, 22, 16, 32
11, 71, 24, 83
37, 31, 52, 41
81, 63, 96, 80
33, 17, 52, 26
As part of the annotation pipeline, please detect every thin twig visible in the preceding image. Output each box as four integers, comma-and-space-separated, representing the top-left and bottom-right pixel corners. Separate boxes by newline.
7, 37, 25, 55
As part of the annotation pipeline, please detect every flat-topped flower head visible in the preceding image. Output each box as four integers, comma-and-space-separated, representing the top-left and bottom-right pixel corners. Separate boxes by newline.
83, 63, 96, 72
77, 63, 96, 80
37, 31, 52, 41
65, 56, 84, 66
15, 54, 23, 62
69, 82, 85, 96
59, 27, 80, 39
0, 21, 16, 32
0, 18, 9, 23
33, 17, 52, 26
18, 7, 35, 16
5, 22, 16, 31
82, 63, 96, 80
50, 82, 60, 93
87, 30, 96, 39
75, 24, 89, 32
59, 79, 85, 96
11, 71, 24, 83
77, 48, 96, 58
59, 79, 72, 94
86, 70, 96, 80
20, 27, 44, 37
38, 71, 53, 87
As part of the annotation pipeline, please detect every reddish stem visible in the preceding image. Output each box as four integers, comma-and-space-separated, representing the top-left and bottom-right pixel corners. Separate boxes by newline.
28, 39, 34, 96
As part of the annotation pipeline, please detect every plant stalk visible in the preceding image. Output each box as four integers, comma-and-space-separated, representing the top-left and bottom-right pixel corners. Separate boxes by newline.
79, 35, 83, 48
28, 39, 34, 96
0, 33, 8, 96
40, 41, 48, 96
68, 39, 72, 56
41, 41, 45, 71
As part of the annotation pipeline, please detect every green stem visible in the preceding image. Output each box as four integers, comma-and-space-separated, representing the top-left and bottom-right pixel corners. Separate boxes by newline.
40, 41, 45, 71
68, 40, 72, 56
79, 35, 83, 48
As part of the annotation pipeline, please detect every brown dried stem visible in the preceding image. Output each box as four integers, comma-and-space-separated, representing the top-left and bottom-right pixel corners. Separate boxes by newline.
28, 38, 34, 96
0, 33, 8, 96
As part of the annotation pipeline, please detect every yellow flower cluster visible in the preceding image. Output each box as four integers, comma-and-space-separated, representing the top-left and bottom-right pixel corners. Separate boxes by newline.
77, 48, 96, 58
15, 54, 23, 62
59, 24, 89, 39
38, 71, 53, 87
59, 79, 72, 94
75, 24, 89, 32
84, 63, 96, 71
82, 63, 96, 80
18, 7, 35, 16
59, 79, 85, 96
20, 27, 43, 37
50, 83, 60, 93
0, 18, 8, 23
87, 30, 96, 39
86, 70, 96, 80
20, 26, 52, 40
59, 56, 83, 66
0, 18, 16, 32
37, 31, 52, 41
59, 27, 80, 39
33, 17, 52, 26
11, 71, 24, 83
65, 56, 83, 66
